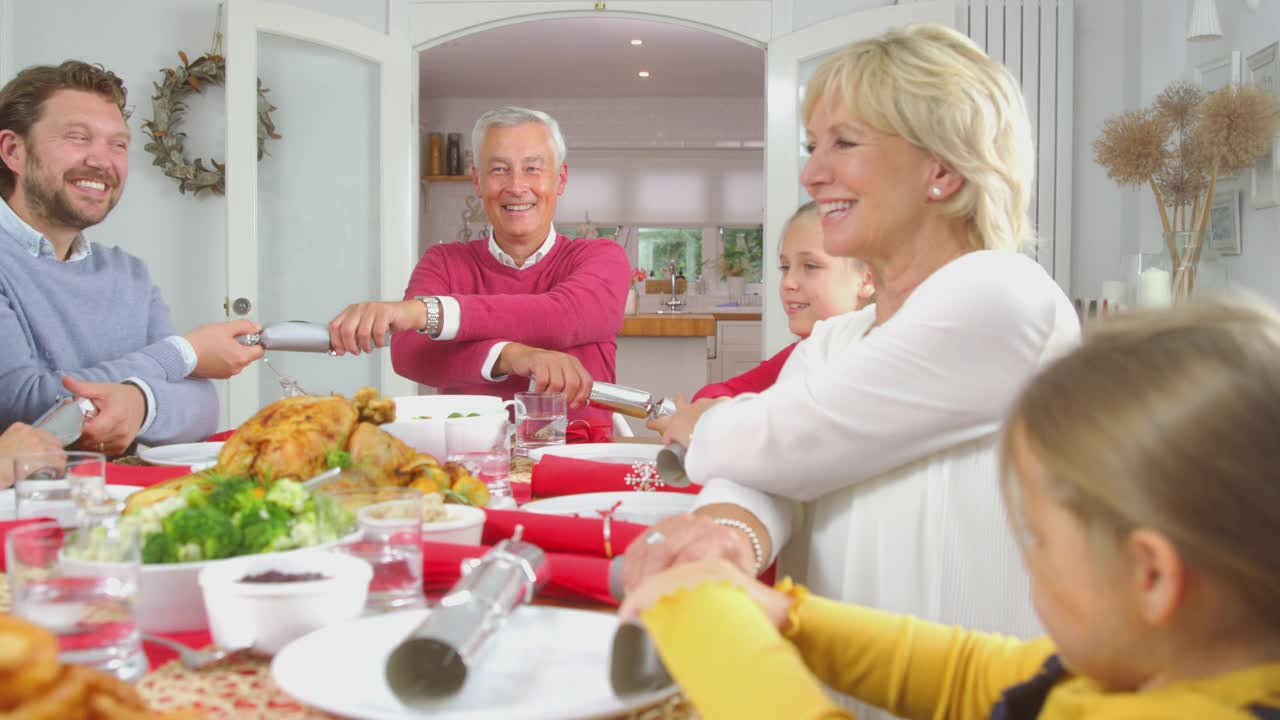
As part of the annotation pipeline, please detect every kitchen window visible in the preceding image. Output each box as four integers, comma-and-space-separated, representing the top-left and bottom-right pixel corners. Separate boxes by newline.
636, 226, 704, 280
717, 225, 764, 283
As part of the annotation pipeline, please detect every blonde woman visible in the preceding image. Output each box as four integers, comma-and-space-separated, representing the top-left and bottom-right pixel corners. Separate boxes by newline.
624, 23, 1078, 665
622, 297, 1280, 720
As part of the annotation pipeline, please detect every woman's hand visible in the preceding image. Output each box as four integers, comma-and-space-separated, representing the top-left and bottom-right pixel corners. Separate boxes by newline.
649, 396, 723, 446
621, 508, 767, 593
0, 423, 64, 489
618, 558, 794, 630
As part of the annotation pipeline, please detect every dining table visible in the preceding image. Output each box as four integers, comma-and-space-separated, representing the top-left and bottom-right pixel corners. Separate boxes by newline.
1, 447, 699, 720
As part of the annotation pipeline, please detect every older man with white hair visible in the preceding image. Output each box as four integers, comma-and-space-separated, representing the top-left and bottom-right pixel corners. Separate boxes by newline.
329, 106, 630, 438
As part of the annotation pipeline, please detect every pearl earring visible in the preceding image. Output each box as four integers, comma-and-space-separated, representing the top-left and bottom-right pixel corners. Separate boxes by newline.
929, 186, 943, 198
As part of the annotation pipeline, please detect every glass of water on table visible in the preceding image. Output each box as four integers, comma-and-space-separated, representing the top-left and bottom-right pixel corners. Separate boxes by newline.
512, 391, 567, 458
445, 414, 515, 509
6, 519, 146, 681
325, 487, 426, 613
11, 450, 108, 526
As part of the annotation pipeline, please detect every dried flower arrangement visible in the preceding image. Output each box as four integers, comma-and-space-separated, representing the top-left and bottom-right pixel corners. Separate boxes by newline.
1093, 81, 1278, 296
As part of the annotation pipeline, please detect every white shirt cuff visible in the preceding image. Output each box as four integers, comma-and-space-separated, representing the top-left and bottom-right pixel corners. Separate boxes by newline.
482, 341, 511, 382
691, 478, 794, 565
164, 336, 198, 377
435, 296, 462, 341
122, 376, 158, 437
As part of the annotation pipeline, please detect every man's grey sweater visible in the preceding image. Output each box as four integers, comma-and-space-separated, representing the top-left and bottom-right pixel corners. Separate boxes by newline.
0, 210, 217, 443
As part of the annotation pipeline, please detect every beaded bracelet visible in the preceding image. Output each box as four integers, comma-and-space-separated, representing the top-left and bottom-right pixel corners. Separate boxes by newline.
713, 518, 765, 575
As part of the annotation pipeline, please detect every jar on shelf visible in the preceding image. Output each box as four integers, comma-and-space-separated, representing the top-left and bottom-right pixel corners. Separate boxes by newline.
426, 132, 443, 176
446, 133, 462, 176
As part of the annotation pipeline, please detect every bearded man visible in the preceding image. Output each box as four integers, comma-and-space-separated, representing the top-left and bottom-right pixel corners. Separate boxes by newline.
0, 61, 261, 455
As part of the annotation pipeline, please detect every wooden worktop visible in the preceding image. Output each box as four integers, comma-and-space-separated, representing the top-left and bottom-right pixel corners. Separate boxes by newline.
710, 312, 762, 321
620, 313, 717, 337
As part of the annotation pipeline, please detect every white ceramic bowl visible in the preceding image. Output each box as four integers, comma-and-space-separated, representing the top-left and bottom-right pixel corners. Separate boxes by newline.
198, 549, 372, 655
63, 535, 357, 635
380, 394, 511, 460
419, 504, 486, 545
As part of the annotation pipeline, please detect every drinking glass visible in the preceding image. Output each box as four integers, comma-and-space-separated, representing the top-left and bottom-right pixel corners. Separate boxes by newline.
512, 391, 567, 458
447, 449, 514, 510
325, 487, 426, 613
6, 519, 146, 681
445, 416, 515, 508
12, 451, 106, 526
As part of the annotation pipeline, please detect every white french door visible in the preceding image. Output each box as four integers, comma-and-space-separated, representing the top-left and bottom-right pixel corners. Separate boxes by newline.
224, 0, 416, 426
761, 1, 955, 356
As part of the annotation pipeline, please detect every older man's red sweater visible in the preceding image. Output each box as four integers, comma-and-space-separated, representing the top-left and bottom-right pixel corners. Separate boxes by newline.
390, 236, 630, 429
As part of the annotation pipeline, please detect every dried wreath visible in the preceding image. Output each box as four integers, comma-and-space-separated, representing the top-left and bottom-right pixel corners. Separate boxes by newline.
141, 52, 280, 196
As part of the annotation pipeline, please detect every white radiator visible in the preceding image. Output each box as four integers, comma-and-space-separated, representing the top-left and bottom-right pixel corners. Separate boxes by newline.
955, 0, 1074, 289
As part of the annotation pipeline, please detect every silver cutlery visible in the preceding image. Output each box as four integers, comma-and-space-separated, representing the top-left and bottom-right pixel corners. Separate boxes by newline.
141, 633, 251, 670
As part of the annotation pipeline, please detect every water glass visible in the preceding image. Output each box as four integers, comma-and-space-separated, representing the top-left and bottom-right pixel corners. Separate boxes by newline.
6, 519, 145, 681
512, 391, 567, 458
325, 487, 426, 613
12, 451, 106, 526
448, 450, 515, 509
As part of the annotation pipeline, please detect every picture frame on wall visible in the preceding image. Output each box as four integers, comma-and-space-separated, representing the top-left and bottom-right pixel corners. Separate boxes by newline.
1246, 42, 1280, 209
1195, 52, 1244, 192
1209, 190, 1242, 257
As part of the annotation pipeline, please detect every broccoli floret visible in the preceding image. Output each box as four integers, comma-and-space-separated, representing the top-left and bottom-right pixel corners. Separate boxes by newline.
177, 542, 203, 562
235, 502, 293, 554
265, 479, 309, 514
142, 533, 178, 564
206, 477, 262, 516
313, 493, 356, 541
163, 506, 241, 560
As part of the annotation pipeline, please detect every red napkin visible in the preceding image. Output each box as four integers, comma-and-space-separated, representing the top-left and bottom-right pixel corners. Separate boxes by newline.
106, 463, 193, 487
482, 508, 648, 558
141, 630, 212, 669
206, 429, 236, 442
566, 419, 612, 444
531, 454, 701, 497
0, 518, 56, 572
511, 482, 532, 505
421, 541, 617, 606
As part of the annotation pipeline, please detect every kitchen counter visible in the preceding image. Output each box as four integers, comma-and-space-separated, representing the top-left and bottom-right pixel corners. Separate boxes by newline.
618, 312, 762, 337
620, 313, 716, 337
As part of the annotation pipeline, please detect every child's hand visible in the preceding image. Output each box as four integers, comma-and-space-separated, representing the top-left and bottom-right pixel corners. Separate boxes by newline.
657, 396, 724, 447
618, 558, 794, 630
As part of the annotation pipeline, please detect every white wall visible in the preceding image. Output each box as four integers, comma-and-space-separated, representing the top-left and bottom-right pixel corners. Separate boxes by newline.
1071, 0, 1280, 304
419, 95, 764, 253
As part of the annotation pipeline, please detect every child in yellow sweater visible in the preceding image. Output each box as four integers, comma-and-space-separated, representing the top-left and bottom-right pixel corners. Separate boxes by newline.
621, 297, 1280, 719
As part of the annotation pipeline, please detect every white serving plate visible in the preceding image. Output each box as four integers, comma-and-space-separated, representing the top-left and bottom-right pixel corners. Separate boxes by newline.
521, 491, 693, 526
272, 606, 678, 720
528, 443, 661, 465
138, 441, 224, 469
0, 484, 137, 525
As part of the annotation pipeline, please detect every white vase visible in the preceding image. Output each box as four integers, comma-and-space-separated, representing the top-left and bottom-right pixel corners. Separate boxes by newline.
625, 285, 638, 314
726, 275, 747, 300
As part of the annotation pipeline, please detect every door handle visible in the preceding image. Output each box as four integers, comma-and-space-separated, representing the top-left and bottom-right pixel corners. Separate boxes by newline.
228, 297, 253, 316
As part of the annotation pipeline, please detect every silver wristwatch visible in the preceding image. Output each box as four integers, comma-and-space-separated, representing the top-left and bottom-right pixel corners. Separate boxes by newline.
416, 295, 442, 338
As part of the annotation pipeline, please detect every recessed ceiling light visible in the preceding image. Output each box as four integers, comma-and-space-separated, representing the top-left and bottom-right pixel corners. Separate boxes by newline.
630, 39, 643, 46
637, 71, 650, 78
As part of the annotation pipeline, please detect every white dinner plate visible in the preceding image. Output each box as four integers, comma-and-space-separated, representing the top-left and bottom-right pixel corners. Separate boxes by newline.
271, 606, 677, 720
521, 491, 694, 526
138, 441, 223, 468
528, 442, 661, 465
0, 484, 138, 524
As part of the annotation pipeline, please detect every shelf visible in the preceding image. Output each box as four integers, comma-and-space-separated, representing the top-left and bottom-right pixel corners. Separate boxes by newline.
420, 175, 472, 182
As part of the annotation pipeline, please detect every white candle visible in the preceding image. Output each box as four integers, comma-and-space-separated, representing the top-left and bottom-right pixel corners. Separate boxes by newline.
1137, 268, 1172, 308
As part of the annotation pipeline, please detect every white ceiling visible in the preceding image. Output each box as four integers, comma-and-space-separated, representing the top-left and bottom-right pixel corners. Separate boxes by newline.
418, 17, 765, 99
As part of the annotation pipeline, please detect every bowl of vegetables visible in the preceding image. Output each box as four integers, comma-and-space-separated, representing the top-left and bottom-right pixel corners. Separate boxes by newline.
65, 474, 357, 634
380, 394, 513, 459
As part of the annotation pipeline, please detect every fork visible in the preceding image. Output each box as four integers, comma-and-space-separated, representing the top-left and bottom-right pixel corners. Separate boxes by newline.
141, 633, 252, 670
261, 355, 312, 397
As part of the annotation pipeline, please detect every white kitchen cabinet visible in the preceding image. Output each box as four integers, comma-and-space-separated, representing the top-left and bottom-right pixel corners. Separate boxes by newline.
708, 320, 762, 384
